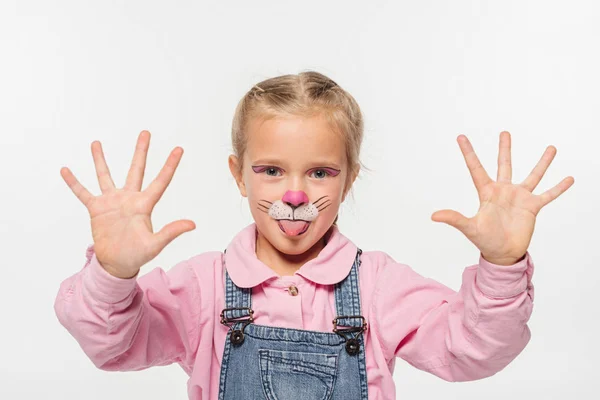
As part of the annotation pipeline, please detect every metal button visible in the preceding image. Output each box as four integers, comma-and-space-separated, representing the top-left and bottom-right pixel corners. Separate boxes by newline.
346, 338, 360, 355
288, 285, 299, 296
230, 330, 245, 346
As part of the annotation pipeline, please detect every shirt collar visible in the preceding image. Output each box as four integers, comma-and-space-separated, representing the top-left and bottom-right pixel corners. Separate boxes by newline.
223, 223, 358, 288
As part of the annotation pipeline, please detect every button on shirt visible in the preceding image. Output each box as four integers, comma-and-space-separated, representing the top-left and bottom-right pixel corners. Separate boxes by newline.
54, 223, 535, 400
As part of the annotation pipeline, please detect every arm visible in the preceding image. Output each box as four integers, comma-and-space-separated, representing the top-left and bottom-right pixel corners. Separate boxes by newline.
381, 131, 570, 380
371, 251, 534, 381
54, 245, 210, 374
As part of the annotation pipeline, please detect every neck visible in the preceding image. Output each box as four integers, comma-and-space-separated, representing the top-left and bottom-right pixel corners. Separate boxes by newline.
255, 228, 329, 277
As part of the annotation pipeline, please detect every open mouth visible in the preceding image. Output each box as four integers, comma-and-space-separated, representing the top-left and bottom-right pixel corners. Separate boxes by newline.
277, 220, 311, 236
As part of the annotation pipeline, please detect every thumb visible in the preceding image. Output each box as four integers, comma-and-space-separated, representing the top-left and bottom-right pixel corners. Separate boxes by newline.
154, 219, 196, 251
431, 209, 470, 235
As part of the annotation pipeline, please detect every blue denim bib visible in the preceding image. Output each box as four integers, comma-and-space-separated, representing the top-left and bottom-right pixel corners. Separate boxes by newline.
218, 248, 369, 399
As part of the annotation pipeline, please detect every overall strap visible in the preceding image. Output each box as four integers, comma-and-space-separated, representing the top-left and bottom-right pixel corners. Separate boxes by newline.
333, 248, 367, 356
220, 249, 254, 346
221, 248, 253, 320
223, 269, 252, 318
334, 248, 363, 326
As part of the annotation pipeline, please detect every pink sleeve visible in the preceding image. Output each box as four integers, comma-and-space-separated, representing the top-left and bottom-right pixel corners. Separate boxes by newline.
370, 251, 534, 382
54, 245, 213, 374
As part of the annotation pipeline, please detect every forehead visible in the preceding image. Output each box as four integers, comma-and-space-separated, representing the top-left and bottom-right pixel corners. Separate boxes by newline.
245, 114, 346, 165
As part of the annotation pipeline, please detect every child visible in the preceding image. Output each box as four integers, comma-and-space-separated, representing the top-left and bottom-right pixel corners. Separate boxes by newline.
55, 71, 574, 400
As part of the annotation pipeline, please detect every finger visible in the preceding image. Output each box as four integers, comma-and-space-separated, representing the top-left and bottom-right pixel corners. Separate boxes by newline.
431, 209, 473, 236
520, 145, 557, 192
124, 130, 151, 191
537, 176, 575, 209
91, 141, 116, 193
457, 135, 492, 195
497, 131, 512, 183
145, 147, 184, 205
153, 219, 196, 251
60, 167, 95, 208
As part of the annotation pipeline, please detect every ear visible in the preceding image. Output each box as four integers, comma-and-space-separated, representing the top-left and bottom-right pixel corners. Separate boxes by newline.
341, 163, 360, 202
228, 154, 247, 197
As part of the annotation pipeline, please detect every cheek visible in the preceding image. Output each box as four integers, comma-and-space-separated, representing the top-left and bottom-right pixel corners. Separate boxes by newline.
329, 178, 347, 201
245, 179, 273, 200
312, 182, 346, 218
244, 176, 283, 207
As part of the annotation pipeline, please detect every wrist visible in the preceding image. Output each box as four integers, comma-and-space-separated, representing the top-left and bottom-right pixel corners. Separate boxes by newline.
481, 253, 526, 266
97, 259, 139, 280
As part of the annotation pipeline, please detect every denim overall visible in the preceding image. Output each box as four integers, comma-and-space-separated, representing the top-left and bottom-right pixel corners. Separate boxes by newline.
218, 248, 369, 399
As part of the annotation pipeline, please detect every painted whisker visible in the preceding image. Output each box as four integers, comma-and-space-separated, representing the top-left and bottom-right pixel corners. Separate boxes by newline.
318, 203, 332, 212
313, 197, 329, 207
313, 195, 327, 204
317, 200, 331, 210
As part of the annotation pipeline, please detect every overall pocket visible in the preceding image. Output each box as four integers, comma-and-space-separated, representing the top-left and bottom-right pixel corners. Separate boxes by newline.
258, 349, 339, 400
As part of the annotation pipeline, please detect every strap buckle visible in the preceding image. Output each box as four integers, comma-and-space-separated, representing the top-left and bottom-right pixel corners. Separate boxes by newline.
332, 315, 367, 335
220, 307, 254, 347
332, 315, 367, 356
220, 307, 254, 327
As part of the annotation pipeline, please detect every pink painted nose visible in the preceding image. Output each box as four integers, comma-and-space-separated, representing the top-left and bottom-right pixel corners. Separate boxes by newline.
282, 190, 309, 208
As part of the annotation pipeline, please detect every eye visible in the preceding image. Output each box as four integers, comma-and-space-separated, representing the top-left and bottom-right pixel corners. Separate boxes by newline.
311, 169, 328, 179
265, 167, 281, 176
309, 167, 340, 179
252, 165, 282, 177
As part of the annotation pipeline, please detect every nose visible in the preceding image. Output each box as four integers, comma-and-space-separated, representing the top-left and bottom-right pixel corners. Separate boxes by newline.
282, 190, 309, 208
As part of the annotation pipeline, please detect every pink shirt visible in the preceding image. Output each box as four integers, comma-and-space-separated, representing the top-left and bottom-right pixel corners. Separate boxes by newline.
54, 223, 534, 399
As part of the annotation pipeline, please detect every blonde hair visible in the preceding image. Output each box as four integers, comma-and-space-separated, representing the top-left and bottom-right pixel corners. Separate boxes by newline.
231, 70, 365, 225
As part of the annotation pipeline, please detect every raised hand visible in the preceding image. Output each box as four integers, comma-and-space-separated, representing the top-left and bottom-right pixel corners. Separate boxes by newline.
431, 131, 574, 266
60, 130, 196, 279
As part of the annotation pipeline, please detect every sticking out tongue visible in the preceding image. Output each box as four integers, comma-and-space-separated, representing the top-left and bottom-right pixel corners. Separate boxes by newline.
279, 220, 310, 236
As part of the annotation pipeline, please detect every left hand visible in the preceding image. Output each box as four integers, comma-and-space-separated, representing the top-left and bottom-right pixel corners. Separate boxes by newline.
431, 131, 575, 266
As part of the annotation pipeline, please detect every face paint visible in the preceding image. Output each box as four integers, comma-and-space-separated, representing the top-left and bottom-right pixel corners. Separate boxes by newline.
257, 190, 331, 237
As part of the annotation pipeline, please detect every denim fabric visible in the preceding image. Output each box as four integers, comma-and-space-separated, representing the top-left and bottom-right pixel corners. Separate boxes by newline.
218, 249, 368, 400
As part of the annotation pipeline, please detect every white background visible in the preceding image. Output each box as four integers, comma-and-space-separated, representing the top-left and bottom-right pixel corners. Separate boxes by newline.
1, 0, 598, 398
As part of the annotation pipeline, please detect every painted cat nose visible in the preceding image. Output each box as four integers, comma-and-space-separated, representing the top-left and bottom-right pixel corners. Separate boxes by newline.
282, 190, 309, 208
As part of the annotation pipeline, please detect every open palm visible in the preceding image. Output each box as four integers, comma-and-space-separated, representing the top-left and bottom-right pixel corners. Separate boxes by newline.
60, 130, 195, 278
431, 131, 574, 265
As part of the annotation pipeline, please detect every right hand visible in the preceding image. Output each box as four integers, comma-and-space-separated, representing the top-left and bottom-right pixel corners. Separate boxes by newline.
60, 130, 196, 279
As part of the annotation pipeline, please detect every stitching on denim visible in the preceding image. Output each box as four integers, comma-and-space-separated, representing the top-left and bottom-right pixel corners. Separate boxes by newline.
217, 332, 232, 400
243, 328, 344, 346
261, 366, 333, 396
245, 323, 345, 341
258, 351, 337, 373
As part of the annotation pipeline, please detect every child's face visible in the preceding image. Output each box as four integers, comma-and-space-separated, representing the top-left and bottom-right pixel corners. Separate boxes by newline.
229, 113, 355, 256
